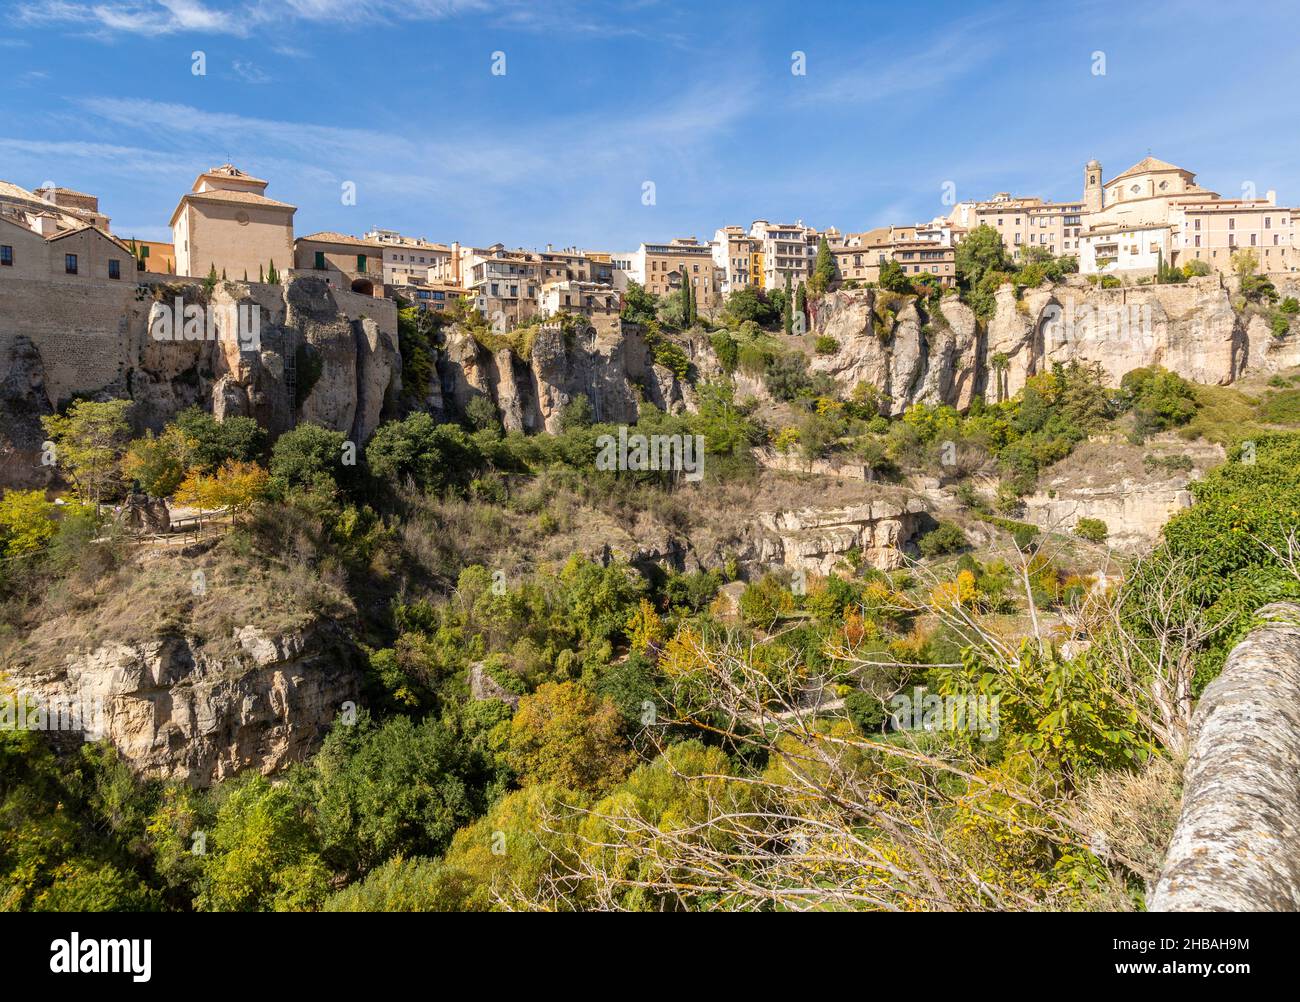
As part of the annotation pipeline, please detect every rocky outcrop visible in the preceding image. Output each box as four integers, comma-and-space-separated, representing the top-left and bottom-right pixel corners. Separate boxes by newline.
1150, 603, 1300, 911
438, 319, 692, 432
12, 622, 362, 785
809, 276, 1286, 413
757, 498, 928, 574
0, 275, 400, 488
0, 334, 55, 489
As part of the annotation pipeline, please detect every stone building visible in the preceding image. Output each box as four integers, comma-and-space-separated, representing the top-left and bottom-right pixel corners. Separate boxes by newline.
169, 164, 295, 280
293, 231, 386, 297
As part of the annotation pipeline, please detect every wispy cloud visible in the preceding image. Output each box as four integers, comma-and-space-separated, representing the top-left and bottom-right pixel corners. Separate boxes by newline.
230, 60, 270, 84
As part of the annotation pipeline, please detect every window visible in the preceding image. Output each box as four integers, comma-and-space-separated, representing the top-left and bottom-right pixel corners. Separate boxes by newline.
1251, 233, 1257, 246
314, 251, 326, 270
65, 253, 78, 275
108, 259, 120, 279
356, 255, 367, 273
0, 245, 11, 266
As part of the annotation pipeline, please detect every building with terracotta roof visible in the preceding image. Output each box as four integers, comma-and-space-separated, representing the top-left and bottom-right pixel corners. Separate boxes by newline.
169, 164, 296, 280
1077, 157, 1297, 277
293, 231, 386, 297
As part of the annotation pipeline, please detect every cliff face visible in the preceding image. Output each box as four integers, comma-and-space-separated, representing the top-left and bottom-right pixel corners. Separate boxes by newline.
808, 276, 1300, 412
436, 320, 697, 432
12, 622, 362, 785
0, 275, 400, 487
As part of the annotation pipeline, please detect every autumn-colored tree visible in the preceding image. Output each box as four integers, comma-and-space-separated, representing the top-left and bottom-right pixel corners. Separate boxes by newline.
505, 681, 635, 793
626, 598, 665, 654
0, 490, 57, 556
174, 460, 268, 520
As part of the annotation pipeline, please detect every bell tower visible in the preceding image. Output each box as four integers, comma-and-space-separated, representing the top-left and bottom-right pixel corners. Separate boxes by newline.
1084, 159, 1103, 214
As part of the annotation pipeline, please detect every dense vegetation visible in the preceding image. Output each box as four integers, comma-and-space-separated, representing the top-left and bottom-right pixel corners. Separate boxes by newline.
3, 269, 1299, 911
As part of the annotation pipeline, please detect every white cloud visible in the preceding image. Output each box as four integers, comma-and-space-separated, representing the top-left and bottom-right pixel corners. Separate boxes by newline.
230, 60, 271, 84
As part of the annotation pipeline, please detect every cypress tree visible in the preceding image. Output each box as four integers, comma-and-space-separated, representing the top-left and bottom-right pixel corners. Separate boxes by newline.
782, 271, 793, 335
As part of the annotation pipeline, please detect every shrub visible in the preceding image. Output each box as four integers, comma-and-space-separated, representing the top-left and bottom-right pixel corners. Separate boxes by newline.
814, 336, 840, 355
918, 521, 968, 558
1075, 517, 1108, 543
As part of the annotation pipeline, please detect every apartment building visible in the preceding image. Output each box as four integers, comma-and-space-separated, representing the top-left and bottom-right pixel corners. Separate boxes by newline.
538, 279, 622, 334
712, 225, 759, 293
623, 237, 722, 306
829, 227, 892, 284
462, 245, 543, 326
1171, 198, 1295, 273
827, 224, 957, 286
949, 193, 1085, 262
364, 228, 453, 286
748, 219, 817, 290
401, 280, 467, 314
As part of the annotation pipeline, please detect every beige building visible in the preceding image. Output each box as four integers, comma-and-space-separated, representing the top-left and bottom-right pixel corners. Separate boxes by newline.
539, 279, 621, 333
0, 212, 136, 284
949, 192, 1085, 262
364, 228, 453, 286
828, 224, 956, 286
712, 225, 759, 293
169, 164, 295, 280
401, 280, 467, 314
293, 231, 386, 297
748, 220, 818, 290
625, 237, 722, 306
1078, 157, 1297, 277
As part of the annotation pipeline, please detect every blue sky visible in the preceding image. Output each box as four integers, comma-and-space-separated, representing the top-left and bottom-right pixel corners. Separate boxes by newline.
3, 0, 1299, 251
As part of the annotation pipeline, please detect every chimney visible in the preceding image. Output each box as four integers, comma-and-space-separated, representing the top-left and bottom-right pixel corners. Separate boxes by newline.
1267, 189, 1277, 205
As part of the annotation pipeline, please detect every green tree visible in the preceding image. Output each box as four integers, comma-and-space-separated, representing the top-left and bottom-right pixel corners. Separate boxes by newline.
312, 712, 492, 877
173, 408, 266, 471
955, 225, 1013, 287
197, 774, 329, 912
269, 423, 349, 492
782, 271, 793, 335
620, 281, 658, 325
122, 426, 199, 497
41, 399, 134, 505
365, 413, 484, 494
878, 259, 912, 294
722, 286, 779, 328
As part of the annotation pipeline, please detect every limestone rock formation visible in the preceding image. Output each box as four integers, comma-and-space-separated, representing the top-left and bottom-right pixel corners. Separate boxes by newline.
0, 274, 400, 489
436, 319, 691, 432
13, 622, 362, 785
757, 497, 928, 574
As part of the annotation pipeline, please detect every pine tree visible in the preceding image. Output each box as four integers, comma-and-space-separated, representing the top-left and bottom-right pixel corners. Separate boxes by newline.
796, 282, 807, 318
259, 263, 265, 283
266, 260, 280, 285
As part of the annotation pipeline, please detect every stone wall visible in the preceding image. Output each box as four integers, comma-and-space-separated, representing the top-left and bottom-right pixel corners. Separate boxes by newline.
0, 273, 399, 487
1150, 603, 1300, 911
